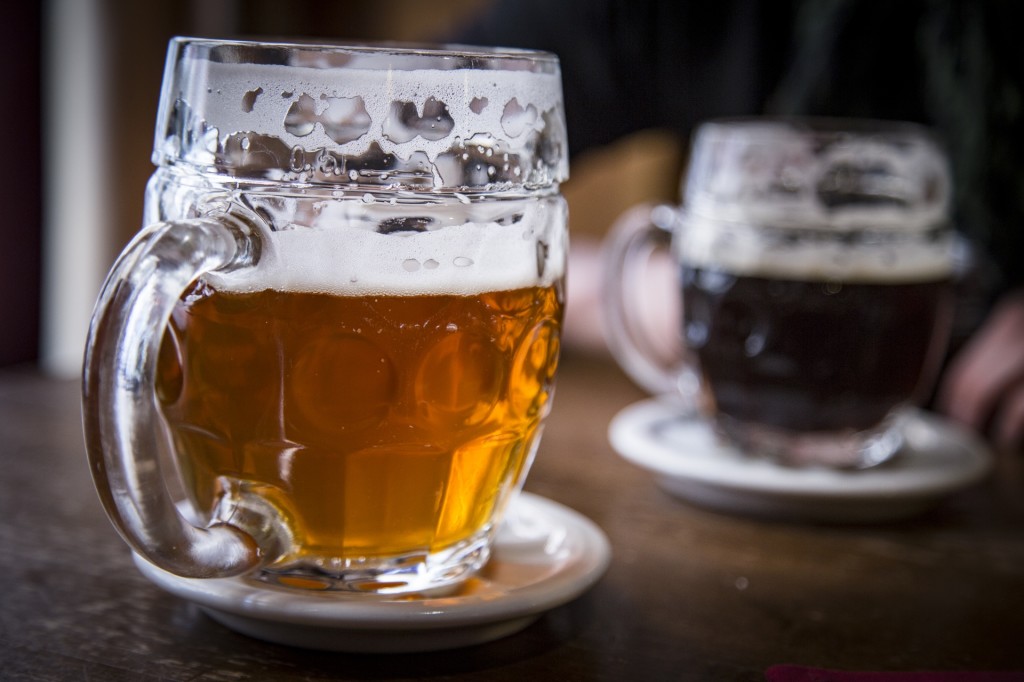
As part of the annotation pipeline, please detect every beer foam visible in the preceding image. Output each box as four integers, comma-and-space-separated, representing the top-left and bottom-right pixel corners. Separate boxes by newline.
206, 199, 567, 296
676, 216, 954, 283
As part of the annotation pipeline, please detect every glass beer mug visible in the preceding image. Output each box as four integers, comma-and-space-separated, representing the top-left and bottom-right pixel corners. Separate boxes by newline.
604, 118, 955, 469
83, 38, 568, 594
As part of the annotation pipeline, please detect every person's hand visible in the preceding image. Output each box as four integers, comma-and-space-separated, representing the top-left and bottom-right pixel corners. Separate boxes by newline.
937, 288, 1024, 449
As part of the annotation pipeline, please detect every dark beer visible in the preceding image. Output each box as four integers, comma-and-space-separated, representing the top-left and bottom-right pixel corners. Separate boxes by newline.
682, 266, 953, 437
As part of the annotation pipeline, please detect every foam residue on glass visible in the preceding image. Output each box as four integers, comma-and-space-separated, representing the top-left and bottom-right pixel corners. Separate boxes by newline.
154, 40, 568, 190
677, 120, 955, 282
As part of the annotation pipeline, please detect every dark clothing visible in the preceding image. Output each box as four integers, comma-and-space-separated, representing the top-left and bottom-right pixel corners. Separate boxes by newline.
455, 0, 1024, 290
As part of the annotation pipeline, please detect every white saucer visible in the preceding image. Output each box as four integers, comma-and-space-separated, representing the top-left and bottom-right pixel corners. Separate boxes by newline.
609, 398, 993, 523
133, 492, 610, 653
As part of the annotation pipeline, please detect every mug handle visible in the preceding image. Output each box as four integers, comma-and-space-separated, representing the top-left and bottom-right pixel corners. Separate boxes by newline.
600, 203, 695, 402
82, 214, 277, 579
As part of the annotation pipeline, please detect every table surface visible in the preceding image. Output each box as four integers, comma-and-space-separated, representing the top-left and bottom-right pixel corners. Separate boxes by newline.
2, 353, 1023, 681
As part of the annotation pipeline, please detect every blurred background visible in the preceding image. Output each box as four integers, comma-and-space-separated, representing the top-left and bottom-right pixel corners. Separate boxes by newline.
2, 0, 680, 377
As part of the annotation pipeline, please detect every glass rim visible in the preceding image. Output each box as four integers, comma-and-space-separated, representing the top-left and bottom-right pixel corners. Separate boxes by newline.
170, 35, 561, 67
693, 115, 942, 142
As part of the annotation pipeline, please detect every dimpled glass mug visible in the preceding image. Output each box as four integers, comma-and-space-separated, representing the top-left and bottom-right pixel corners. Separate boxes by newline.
604, 118, 955, 469
83, 38, 568, 594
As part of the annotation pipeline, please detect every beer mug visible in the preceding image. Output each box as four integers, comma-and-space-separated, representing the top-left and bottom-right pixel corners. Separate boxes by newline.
83, 38, 569, 594
604, 118, 955, 468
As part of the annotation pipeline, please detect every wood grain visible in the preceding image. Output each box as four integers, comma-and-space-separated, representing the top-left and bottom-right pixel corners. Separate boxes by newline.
2, 355, 1022, 681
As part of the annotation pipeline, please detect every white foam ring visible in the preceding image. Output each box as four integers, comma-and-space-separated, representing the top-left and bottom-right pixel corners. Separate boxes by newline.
206, 199, 567, 297
676, 215, 954, 283
171, 60, 565, 170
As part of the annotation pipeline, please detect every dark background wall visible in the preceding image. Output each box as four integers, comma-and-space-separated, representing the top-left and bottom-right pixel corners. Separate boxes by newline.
0, 1, 486, 368
0, 3, 42, 366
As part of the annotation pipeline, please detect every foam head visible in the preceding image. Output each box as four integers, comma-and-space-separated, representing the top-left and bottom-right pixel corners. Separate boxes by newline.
205, 195, 568, 297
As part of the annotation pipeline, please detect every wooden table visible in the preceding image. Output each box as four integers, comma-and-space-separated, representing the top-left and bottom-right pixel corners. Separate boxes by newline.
2, 354, 1023, 681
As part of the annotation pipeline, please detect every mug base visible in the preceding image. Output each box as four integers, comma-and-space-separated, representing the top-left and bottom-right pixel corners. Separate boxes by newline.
251, 529, 493, 596
713, 410, 908, 469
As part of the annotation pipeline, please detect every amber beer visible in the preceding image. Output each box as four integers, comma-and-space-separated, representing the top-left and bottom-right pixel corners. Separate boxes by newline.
81, 39, 571, 597
157, 281, 562, 571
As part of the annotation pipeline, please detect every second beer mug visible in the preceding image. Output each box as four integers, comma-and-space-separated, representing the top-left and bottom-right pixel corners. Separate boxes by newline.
604, 118, 955, 468
83, 38, 568, 594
